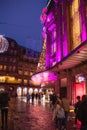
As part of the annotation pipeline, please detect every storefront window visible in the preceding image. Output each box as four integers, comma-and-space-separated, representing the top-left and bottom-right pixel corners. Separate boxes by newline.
51, 28, 56, 55
29, 88, 33, 94
17, 87, 22, 96
23, 87, 27, 95
71, 0, 81, 49
24, 79, 28, 84
0, 65, 2, 70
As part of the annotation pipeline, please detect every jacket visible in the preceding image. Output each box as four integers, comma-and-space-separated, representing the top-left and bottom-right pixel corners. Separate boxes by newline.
77, 100, 87, 126
0, 92, 10, 109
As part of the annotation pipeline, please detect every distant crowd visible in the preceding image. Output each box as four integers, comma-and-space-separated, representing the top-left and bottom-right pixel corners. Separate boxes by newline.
0, 89, 87, 130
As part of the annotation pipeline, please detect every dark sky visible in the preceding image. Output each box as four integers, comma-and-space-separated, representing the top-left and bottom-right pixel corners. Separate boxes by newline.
0, 0, 47, 52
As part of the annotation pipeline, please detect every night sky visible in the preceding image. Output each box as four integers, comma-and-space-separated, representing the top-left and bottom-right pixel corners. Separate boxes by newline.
0, 0, 47, 52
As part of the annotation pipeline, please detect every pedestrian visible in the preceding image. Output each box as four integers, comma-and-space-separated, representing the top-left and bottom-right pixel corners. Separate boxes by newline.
49, 93, 53, 107
31, 92, 35, 103
77, 95, 87, 130
61, 96, 70, 130
73, 96, 81, 128
0, 89, 10, 128
26, 93, 30, 104
35, 93, 38, 100
51, 93, 57, 110
52, 101, 65, 130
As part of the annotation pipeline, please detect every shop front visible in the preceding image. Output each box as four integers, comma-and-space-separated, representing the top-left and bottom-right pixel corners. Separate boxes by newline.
72, 74, 86, 103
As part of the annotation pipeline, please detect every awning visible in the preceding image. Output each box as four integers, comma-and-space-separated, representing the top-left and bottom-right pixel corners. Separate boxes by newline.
51, 40, 87, 72
31, 40, 87, 85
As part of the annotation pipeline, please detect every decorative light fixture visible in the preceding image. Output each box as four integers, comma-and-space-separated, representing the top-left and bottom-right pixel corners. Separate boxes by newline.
0, 35, 9, 53
40, 7, 47, 24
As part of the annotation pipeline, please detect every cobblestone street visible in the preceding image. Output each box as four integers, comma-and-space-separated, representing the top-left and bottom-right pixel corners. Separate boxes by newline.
0, 97, 81, 130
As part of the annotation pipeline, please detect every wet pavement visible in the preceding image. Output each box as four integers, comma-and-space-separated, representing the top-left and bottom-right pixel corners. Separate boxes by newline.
0, 97, 81, 130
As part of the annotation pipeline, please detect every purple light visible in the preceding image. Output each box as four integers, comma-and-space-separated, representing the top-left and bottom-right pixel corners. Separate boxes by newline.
47, 12, 53, 22
43, 27, 46, 32
56, 40, 62, 62
80, 0, 87, 41
47, 17, 50, 22
31, 72, 57, 84
63, 36, 68, 57
81, 24, 86, 41
48, 24, 56, 31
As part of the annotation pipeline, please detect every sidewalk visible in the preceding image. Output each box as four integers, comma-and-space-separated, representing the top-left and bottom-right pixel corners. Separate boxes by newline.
0, 97, 81, 130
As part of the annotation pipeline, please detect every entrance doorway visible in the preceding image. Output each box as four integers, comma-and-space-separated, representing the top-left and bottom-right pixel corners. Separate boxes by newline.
75, 82, 86, 99
73, 74, 86, 103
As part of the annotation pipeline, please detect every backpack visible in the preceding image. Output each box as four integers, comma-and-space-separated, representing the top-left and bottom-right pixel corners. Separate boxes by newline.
57, 107, 65, 119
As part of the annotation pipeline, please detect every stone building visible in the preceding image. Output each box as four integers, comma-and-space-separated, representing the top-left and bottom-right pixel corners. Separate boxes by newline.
0, 36, 40, 96
32, 0, 87, 104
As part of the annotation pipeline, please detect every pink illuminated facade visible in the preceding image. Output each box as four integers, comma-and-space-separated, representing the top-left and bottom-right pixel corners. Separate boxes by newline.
43, 0, 69, 69
42, 0, 87, 69
32, 0, 87, 104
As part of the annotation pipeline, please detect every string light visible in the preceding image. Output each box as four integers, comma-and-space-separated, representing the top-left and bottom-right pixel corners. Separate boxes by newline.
0, 35, 9, 53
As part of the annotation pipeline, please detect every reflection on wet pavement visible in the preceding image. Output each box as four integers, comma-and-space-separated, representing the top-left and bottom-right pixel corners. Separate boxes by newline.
9, 97, 56, 130
0, 97, 80, 130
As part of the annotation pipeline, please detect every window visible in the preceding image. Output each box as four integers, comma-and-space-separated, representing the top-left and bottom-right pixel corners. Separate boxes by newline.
24, 79, 28, 84
13, 66, 16, 71
71, 0, 81, 49
18, 70, 23, 75
30, 72, 33, 76
11, 41, 15, 47
4, 65, 6, 70
0, 65, 3, 70
51, 28, 56, 55
18, 79, 22, 83
9, 66, 12, 71
24, 71, 28, 76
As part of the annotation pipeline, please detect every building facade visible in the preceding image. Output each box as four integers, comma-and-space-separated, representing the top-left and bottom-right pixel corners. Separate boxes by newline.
39, 0, 87, 103
0, 36, 41, 96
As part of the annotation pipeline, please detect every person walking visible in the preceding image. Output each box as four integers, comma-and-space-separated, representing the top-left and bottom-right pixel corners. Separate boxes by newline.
61, 96, 70, 130
77, 95, 87, 130
31, 92, 35, 104
73, 96, 81, 128
51, 93, 57, 110
26, 93, 30, 104
52, 101, 65, 130
0, 89, 10, 128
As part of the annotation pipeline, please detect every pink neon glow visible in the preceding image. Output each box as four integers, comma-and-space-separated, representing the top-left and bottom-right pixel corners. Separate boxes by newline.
81, 24, 86, 41
47, 12, 53, 21
80, 0, 87, 42
48, 24, 56, 31
31, 72, 57, 84
47, 17, 50, 22
42, 7, 47, 13
40, 7, 47, 24
76, 82, 85, 99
